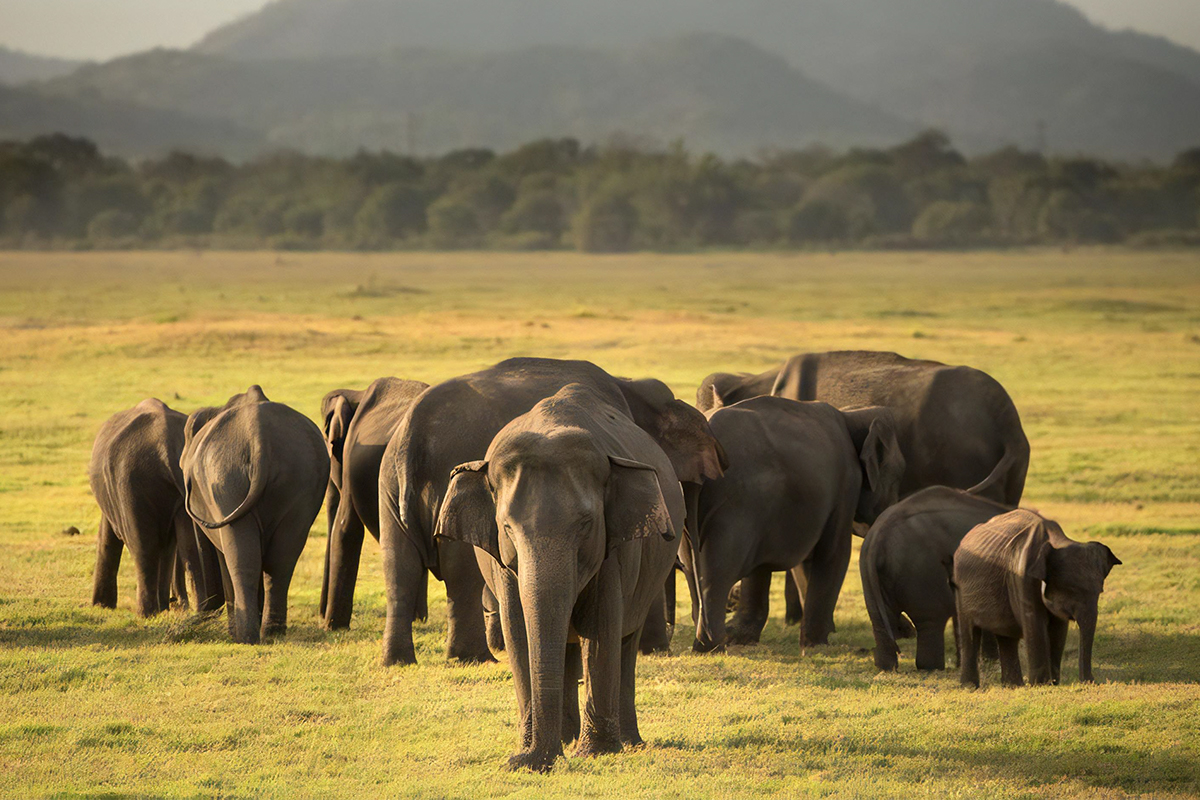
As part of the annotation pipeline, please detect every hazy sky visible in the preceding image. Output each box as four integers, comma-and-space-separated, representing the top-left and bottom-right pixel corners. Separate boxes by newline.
1, 0, 1198, 61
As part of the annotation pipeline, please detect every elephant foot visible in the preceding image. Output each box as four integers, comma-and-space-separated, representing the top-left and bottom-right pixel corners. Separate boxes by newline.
322, 618, 350, 632
692, 638, 726, 654
573, 734, 622, 760
506, 748, 561, 774
382, 646, 417, 667
725, 624, 763, 646
261, 623, 287, 639
485, 613, 506, 653
448, 648, 498, 665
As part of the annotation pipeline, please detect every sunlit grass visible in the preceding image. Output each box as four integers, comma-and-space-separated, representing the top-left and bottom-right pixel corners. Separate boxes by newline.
0, 249, 1197, 798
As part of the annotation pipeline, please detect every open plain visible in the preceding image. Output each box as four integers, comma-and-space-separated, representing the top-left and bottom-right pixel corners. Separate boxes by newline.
0, 249, 1197, 798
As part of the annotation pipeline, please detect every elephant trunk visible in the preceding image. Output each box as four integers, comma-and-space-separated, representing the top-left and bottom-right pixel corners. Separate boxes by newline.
1076, 601, 1098, 683
517, 567, 574, 771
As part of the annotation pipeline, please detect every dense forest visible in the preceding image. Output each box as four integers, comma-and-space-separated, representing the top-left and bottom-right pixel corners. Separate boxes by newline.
2, 132, 1198, 252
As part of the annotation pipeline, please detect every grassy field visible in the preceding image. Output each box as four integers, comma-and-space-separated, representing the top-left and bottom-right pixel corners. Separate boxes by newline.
0, 249, 1198, 799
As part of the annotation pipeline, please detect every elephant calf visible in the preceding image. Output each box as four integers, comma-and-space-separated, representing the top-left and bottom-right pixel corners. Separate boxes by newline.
954, 509, 1120, 687
436, 383, 686, 773
90, 399, 224, 617
860, 487, 1011, 671
688, 397, 905, 652
181, 386, 329, 644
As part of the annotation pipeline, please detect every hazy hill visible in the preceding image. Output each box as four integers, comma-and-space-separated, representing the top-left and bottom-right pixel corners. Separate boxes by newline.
0, 83, 263, 159
193, 0, 1200, 159
41, 36, 914, 157
0, 47, 82, 85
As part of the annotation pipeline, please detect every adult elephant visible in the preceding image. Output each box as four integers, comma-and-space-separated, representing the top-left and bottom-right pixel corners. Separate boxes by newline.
954, 509, 1120, 686
689, 398, 905, 652
699, 350, 1029, 623
318, 387, 363, 621
436, 384, 682, 772
90, 399, 224, 616
378, 357, 725, 667
181, 386, 329, 644
860, 486, 1011, 672
319, 377, 429, 630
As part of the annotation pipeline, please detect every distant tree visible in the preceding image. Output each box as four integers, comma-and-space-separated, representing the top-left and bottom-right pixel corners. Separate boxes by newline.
498, 190, 567, 241
427, 196, 482, 248
355, 183, 427, 245
912, 201, 991, 244
786, 199, 849, 244
573, 186, 638, 252
87, 209, 140, 240
889, 129, 964, 178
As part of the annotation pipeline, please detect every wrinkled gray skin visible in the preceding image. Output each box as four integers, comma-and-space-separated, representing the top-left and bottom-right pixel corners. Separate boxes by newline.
689, 398, 905, 652
699, 350, 1029, 625
318, 378, 429, 630
436, 384, 683, 773
379, 357, 725, 667
181, 386, 330, 644
860, 487, 1012, 672
954, 509, 1120, 687
90, 399, 224, 617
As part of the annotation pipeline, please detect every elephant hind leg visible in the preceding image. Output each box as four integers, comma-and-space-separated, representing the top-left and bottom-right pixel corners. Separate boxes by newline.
957, 599, 981, 688
129, 534, 165, 618
441, 540, 495, 664
997, 635, 1024, 686
92, 517, 123, 609
784, 570, 803, 626
156, 536, 177, 612
221, 520, 264, 645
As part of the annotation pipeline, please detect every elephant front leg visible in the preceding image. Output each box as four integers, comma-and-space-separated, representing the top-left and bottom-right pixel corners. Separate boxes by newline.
914, 619, 947, 671
692, 569, 735, 653
483, 584, 506, 653
618, 632, 643, 748
495, 571, 533, 751
91, 517, 122, 609
441, 540, 496, 663
575, 627, 623, 759
318, 483, 339, 619
727, 566, 771, 645
563, 642, 581, 744
637, 585, 670, 654
957, 597, 981, 688
798, 519, 852, 648
1047, 616, 1068, 685
996, 635, 1024, 686
380, 512, 425, 666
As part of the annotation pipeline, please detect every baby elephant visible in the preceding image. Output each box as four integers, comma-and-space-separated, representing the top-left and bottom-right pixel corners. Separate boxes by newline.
436, 383, 686, 773
860, 487, 1011, 671
181, 386, 329, 644
954, 509, 1120, 687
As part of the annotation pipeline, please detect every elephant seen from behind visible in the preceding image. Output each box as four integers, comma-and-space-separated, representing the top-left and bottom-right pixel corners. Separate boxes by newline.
90, 398, 224, 617
688, 397, 905, 652
181, 386, 329, 644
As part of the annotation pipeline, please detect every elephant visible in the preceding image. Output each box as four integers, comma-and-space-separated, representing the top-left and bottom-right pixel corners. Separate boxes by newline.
860, 486, 1012, 672
688, 397, 905, 652
318, 386, 363, 619
181, 386, 330, 644
318, 378, 429, 630
953, 509, 1120, 687
698, 350, 1029, 625
378, 357, 725, 667
89, 399, 224, 617
435, 383, 683, 773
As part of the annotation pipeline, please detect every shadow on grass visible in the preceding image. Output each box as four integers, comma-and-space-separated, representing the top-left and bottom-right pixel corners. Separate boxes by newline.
849, 737, 1199, 795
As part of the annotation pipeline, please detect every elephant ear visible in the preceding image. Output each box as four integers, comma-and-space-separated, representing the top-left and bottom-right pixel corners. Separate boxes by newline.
844, 407, 906, 499
605, 456, 675, 553
435, 461, 500, 563
1020, 522, 1053, 583
323, 395, 356, 464
1092, 542, 1122, 578
625, 379, 727, 484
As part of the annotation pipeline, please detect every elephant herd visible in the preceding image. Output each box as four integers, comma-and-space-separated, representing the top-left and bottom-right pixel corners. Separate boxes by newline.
86, 351, 1119, 773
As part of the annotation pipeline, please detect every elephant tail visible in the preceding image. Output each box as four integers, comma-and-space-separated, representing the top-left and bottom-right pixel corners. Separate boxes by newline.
184, 453, 267, 531
859, 532, 900, 670
966, 428, 1030, 506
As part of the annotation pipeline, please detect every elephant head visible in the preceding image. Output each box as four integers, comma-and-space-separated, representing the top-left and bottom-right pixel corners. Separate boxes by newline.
618, 378, 727, 484
320, 389, 360, 484
1024, 519, 1121, 682
435, 386, 679, 767
840, 406, 906, 524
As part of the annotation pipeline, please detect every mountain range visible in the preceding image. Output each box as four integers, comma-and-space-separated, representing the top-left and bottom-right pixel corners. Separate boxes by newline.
5, 0, 1200, 160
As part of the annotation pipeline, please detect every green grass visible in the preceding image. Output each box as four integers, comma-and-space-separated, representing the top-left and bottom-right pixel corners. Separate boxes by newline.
1, 249, 1198, 799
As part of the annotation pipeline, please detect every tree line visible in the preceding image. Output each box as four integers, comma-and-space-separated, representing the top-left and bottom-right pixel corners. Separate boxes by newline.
2, 131, 1198, 251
